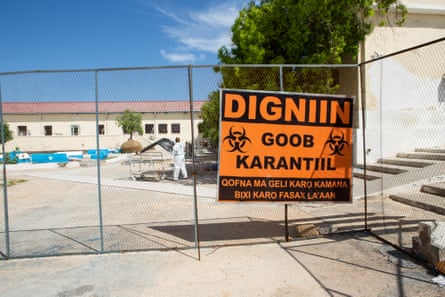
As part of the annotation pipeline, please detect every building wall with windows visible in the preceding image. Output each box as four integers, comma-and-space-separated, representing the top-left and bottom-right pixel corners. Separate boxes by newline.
3, 101, 204, 153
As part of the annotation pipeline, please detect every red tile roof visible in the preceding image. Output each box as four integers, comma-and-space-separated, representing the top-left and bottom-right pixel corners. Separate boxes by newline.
2, 101, 205, 114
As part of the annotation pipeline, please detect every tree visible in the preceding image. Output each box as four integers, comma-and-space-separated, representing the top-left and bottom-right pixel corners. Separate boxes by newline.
0, 122, 14, 164
218, 0, 406, 66
199, 0, 406, 139
116, 110, 143, 140
217, 0, 406, 92
0, 122, 13, 144
198, 91, 219, 145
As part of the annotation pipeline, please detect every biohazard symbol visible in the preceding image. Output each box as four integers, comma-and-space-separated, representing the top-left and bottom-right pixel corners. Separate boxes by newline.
223, 126, 251, 153
324, 130, 349, 156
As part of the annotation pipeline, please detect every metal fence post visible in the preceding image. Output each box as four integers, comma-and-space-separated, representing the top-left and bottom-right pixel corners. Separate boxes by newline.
359, 63, 368, 231
279, 66, 290, 241
188, 65, 201, 260
0, 84, 10, 257
95, 71, 105, 252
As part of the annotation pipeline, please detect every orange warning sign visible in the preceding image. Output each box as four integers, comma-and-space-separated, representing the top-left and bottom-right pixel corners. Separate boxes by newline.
218, 89, 354, 202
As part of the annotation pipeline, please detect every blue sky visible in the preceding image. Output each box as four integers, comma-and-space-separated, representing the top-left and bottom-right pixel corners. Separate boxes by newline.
0, 0, 246, 72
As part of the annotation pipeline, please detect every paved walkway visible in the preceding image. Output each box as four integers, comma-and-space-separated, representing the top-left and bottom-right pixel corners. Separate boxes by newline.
1, 232, 444, 297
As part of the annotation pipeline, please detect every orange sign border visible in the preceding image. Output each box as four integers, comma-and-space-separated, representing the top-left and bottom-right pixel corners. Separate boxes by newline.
218, 89, 354, 203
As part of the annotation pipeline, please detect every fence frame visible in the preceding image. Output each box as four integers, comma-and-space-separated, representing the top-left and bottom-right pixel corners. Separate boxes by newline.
0, 37, 443, 259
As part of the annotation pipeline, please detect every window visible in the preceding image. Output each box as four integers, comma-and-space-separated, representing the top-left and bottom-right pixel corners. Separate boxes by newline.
171, 123, 180, 134
44, 125, 53, 136
98, 124, 105, 135
18, 126, 27, 136
71, 125, 80, 136
158, 123, 168, 134
145, 124, 154, 134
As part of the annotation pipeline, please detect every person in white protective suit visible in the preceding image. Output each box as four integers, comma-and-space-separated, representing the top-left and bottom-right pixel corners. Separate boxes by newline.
172, 137, 188, 180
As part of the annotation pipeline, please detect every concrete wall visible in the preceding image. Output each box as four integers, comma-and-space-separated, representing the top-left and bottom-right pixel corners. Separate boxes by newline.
355, 1, 445, 163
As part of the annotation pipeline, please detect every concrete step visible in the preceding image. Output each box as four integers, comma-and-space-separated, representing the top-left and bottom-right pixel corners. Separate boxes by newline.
353, 167, 401, 180
396, 152, 445, 161
378, 158, 433, 168
421, 182, 445, 197
356, 164, 408, 175
415, 148, 445, 154
353, 169, 381, 180
390, 192, 445, 215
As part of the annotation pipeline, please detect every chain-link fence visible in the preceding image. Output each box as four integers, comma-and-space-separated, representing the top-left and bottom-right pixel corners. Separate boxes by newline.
357, 38, 445, 252
0, 38, 443, 259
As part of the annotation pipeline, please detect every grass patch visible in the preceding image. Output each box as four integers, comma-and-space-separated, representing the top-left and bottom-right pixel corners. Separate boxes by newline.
0, 178, 28, 187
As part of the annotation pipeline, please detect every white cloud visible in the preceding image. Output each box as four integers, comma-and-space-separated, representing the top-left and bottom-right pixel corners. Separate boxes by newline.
155, 6, 191, 26
157, 1, 243, 64
159, 50, 198, 64
190, 4, 240, 28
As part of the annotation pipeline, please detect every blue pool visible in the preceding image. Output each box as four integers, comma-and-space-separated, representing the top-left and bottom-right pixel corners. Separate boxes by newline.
2, 149, 115, 164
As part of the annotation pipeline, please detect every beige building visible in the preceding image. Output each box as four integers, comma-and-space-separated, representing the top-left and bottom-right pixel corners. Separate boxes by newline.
3, 101, 204, 153
357, 0, 445, 162
364, 0, 445, 58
